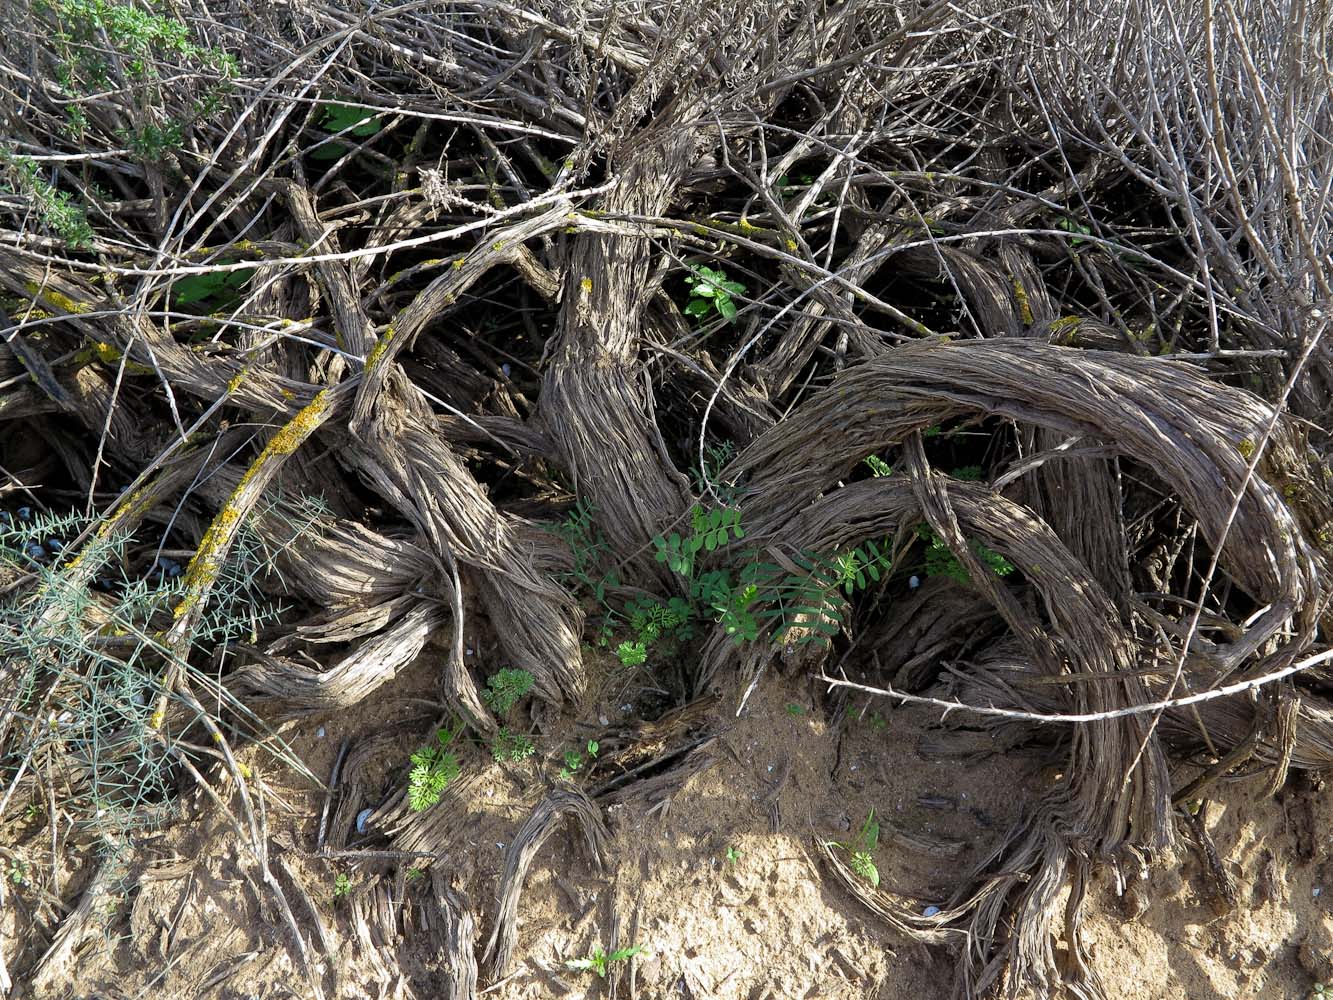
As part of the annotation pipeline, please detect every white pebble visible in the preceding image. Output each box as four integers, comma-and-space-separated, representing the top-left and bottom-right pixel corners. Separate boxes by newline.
355, 808, 372, 834
598, 715, 609, 726
316, 726, 325, 738
1316, 887, 1324, 898
465, 648, 474, 656
909, 575, 921, 589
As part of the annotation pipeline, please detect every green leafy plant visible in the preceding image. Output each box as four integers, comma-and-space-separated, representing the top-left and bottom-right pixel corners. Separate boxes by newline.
37, 0, 237, 164
653, 505, 745, 577
332, 872, 352, 900
482, 668, 534, 716
491, 727, 535, 763
311, 101, 385, 160
683, 265, 746, 323
170, 265, 255, 310
832, 809, 881, 888
615, 596, 692, 666
725, 845, 741, 864
319, 102, 384, 138
0, 154, 94, 248
785, 703, 805, 716
552, 498, 617, 602
408, 727, 460, 811
917, 525, 1014, 584
9, 859, 28, 886
565, 944, 644, 978
406, 867, 425, 882
558, 739, 600, 781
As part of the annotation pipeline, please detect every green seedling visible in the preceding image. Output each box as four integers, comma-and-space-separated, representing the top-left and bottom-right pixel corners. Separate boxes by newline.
408, 727, 460, 811
831, 809, 881, 889
558, 739, 600, 780
491, 727, 535, 763
332, 872, 351, 900
565, 944, 644, 978
785, 703, 805, 716
725, 845, 741, 864
683, 265, 746, 323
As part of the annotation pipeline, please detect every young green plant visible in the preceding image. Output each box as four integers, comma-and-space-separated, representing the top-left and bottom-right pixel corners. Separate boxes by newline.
565, 944, 644, 978
684, 265, 746, 323
408, 726, 460, 811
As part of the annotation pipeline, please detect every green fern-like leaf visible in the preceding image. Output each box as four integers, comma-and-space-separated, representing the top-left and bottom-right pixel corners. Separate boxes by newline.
407, 728, 460, 811
491, 727, 535, 763
849, 850, 880, 888
482, 668, 535, 716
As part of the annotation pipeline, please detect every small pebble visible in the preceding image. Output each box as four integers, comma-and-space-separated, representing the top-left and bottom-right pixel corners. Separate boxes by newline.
501, 363, 511, 377
315, 726, 326, 738
923, 905, 941, 917
598, 714, 609, 726
355, 808, 373, 834
465, 647, 474, 656
1316, 886, 1323, 898
909, 575, 921, 589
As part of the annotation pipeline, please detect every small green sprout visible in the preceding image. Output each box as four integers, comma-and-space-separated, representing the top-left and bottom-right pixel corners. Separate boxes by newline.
565, 944, 644, 978
558, 739, 600, 780
684, 265, 746, 323
491, 727, 536, 763
831, 809, 881, 889
725, 845, 741, 864
332, 872, 351, 900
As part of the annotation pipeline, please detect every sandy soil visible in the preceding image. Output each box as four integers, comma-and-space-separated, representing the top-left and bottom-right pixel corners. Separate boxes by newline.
10, 649, 1333, 1000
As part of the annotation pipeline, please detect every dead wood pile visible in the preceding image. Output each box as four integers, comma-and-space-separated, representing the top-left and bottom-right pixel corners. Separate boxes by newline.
1, 0, 1331, 996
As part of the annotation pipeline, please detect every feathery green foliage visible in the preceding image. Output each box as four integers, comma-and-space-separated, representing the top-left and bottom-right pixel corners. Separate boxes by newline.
408, 726, 460, 812
491, 727, 535, 763
481, 668, 535, 717
0, 494, 323, 839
